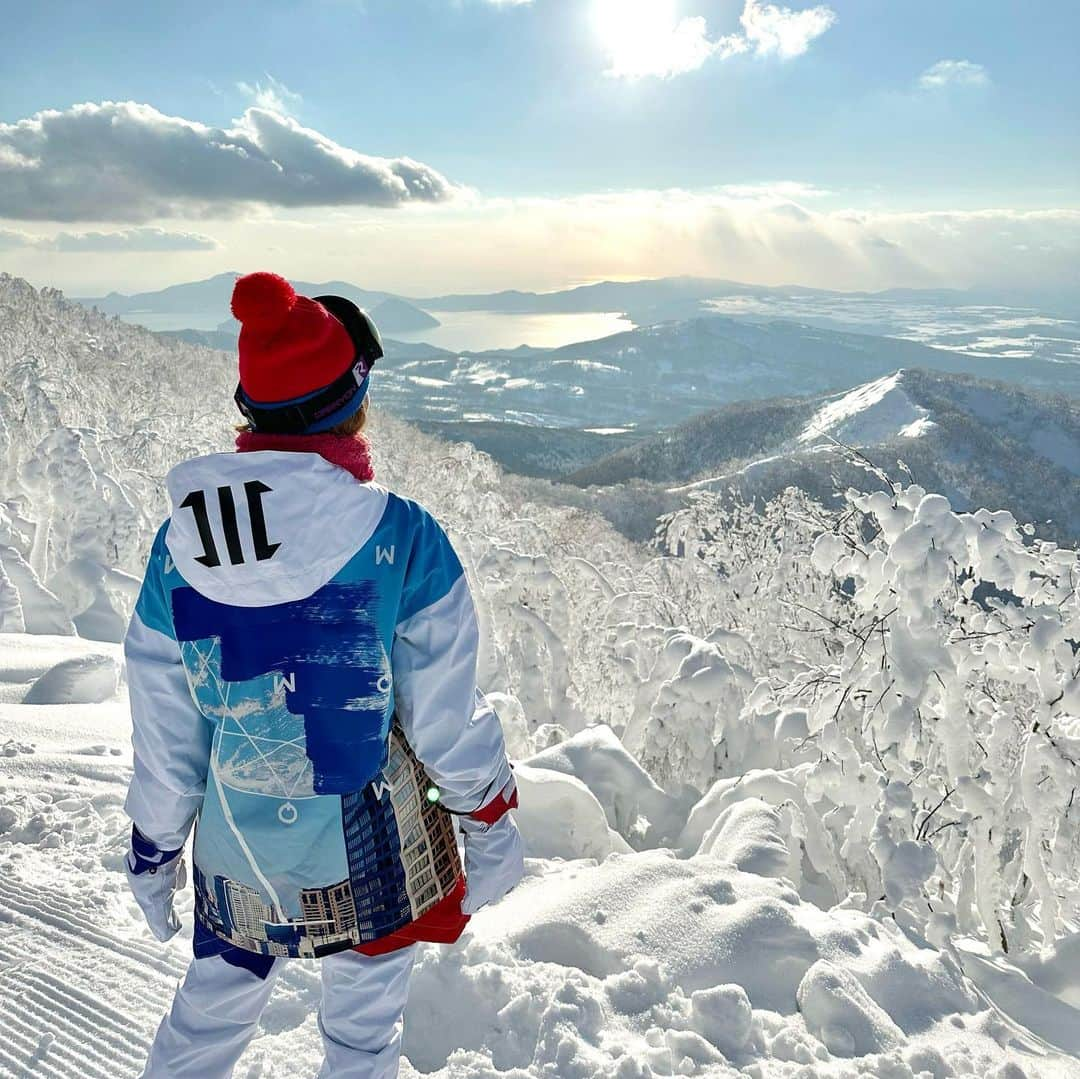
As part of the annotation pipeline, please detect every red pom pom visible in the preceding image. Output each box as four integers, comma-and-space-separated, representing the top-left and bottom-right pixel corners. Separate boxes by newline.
231, 272, 297, 334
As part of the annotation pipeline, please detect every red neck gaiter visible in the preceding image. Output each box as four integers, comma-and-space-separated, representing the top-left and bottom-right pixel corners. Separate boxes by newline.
235, 431, 375, 483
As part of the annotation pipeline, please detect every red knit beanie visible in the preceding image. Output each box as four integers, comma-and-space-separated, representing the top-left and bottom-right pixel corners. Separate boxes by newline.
231, 272, 356, 402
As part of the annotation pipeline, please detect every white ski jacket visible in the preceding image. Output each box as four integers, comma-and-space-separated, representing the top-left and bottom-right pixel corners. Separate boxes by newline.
123, 447, 515, 960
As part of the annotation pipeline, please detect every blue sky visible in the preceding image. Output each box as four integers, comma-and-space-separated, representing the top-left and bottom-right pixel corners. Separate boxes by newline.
1, 0, 1077, 295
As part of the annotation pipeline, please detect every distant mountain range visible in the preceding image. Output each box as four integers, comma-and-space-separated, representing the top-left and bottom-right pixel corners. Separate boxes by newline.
417, 277, 971, 323
417, 276, 795, 323
418, 277, 1079, 324
76, 272, 439, 335
566, 369, 1080, 542
79, 271, 938, 325
76, 271, 1080, 340
412, 420, 640, 479
371, 315, 1080, 437
73, 272, 1079, 378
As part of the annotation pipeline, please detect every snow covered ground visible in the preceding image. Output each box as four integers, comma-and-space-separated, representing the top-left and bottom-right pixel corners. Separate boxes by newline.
2, 275, 1080, 1077
3, 632, 1078, 1079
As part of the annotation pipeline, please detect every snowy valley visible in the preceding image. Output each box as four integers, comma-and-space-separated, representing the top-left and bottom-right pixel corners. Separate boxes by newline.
78, 273, 1080, 436
224, 310, 1080, 437
566, 369, 1080, 544
1, 273, 1080, 1078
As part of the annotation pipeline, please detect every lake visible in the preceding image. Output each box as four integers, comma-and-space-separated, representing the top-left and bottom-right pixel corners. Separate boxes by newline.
118, 311, 224, 331
120, 308, 636, 353
393, 310, 635, 352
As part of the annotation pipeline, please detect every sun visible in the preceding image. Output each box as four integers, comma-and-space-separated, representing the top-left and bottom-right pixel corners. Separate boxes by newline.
592, 0, 720, 80
592, 0, 674, 75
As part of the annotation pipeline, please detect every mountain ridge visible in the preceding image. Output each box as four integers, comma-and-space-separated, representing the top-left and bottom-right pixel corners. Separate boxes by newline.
70, 272, 1079, 362
74, 273, 441, 335
565, 367, 1080, 541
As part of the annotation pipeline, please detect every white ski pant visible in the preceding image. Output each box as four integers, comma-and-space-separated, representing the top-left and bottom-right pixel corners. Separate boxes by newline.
141, 945, 416, 1078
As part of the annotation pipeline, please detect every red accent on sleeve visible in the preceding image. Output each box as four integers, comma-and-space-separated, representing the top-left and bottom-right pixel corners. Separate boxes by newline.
469, 782, 519, 827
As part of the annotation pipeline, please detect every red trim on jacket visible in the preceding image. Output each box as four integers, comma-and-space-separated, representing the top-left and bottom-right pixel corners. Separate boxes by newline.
470, 782, 519, 827
354, 875, 470, 956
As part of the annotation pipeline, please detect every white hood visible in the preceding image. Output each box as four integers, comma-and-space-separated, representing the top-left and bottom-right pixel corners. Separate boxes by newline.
164, 451, 387, 607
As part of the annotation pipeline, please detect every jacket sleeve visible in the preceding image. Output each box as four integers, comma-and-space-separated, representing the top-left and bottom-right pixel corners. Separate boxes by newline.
392, 508, 514, 819
123, 523, 212, 850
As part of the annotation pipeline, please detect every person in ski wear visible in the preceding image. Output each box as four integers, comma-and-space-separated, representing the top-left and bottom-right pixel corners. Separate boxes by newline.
123, 271, 525, 1078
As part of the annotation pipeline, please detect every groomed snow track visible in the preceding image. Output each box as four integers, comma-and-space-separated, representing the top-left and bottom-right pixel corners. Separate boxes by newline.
0, 872, 173, 1078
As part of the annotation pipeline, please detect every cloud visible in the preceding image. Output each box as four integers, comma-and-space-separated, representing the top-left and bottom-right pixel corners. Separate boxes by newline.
596, 0, 835, 80
8, 191, 1076, 301
0, 101, 459, 222
718, 181, 830, 200
0, 226, 218, 252
237, 75, 303, 115
740, 0, 837, 59
52, 227, 220, 252
919, 59, 990, 90
293, 191, 1077, 298
0, 228, 35, 251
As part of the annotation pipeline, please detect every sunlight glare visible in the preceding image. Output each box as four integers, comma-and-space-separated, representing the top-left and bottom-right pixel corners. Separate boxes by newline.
592, 0, 727, 80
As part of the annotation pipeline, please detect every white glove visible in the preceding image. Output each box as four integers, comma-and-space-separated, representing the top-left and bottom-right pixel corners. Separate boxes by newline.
460, 812, 525, 915
125, 826, 186, 942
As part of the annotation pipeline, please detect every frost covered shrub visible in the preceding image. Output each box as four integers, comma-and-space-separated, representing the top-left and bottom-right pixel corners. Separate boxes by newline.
804, 484, 1079, 952
668, 474, 1080, 953
637, 488, 842, 789
0, 275, 234, 635
660, 486, 840, 671
373, 411, 736, 747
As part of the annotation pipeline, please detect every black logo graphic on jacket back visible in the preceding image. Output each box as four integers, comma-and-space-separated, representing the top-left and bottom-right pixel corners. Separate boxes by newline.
181, 481, 280, 567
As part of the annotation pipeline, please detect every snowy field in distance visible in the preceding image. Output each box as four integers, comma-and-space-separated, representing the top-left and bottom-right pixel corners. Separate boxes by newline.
706, 294, 1080, 370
